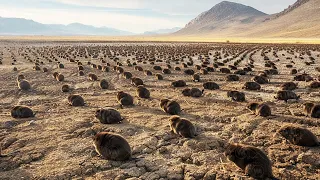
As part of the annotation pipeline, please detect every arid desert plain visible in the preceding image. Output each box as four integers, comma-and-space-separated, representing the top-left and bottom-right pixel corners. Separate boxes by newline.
0, 41, 319, 180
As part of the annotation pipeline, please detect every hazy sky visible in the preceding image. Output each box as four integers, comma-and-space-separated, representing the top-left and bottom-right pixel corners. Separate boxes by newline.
0, 0, 296, 33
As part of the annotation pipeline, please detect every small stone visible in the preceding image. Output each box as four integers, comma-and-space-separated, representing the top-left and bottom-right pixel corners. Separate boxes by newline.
167, 166, 184, 180
203, 170, 216, 180
297, 152, 320, 166
29, 120, 36, 126
155, 167, 168, 178
120, 162, 136, 169
287, 99, 299, 104
2, 121, 17, 128
140, 172, 160, 180
142, 147, 153, 154
90, 150, 98, 157
124, 167, 146, 177
132, 145, 146, 155
3, 137, 18, 149
158, 147, 168, 154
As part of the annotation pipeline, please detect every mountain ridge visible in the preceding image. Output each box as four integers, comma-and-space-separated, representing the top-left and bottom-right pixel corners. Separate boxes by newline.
176, 0, 320, 38
143, 27, 181, 35
177, 1, 268, 35
0, 17, 134, 36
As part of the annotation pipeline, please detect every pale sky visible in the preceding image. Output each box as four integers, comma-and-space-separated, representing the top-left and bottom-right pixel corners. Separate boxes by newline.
0, 0, 297, 33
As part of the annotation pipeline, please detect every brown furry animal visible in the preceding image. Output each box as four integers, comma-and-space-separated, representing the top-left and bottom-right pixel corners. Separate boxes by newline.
160, 99, 181, 115
78, 66, 84, 71
88, 73, 98, 81
193, 74, 200, 82
169, 116, 196, 138
203, 82, 219, 90
162, 68, 171, 74
102, 66, 110, 72
123, 72, 133, 79
56, 74, 64, 81
131, 77, 144, 86
200, 69, 208, 75
220, 68, 231, 74
184, 69, 195, 75
309, 81, 320, 89
277, 125, 319, 147
53, 72, 59, 79
134, 66, 143, 71
294, 74, 313, 82
303, 103, 320, 118
247, 103, 271, 117
153, 66, 162, 71
11, 106, 35, 118
225, 143, 276, 179
182, 88, 203, 97
79, 71, 85, 76
117, 91, 134, 106
17, 74, 25, 82
116, 67, 124, 74
155, 74, 163, 80
171, 80, 186, 87
226, 75, 240, 81
291, 69, 298, 74
252, 76, 268, 84
33, 66, 41, 71
281, 82, 297, 91
99, 79, 109, 89
101, 66, 109, 72
144, 70, 152, 76
136, 85, 150, 99
274, 91, 300, 102
61, 84, 70, 92
95, 108, 123, 124
18, 80, 31, 90
242, 82, 261, 91
227, 91, 245, 102
68, 95, 85, 106
93, 132, 131, 161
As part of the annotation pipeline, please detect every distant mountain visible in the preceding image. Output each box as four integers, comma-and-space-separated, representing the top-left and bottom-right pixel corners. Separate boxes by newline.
272, 0, 310, 19
143, 27, 181, 35
242, 0, 320, 37
0, 17, 133, 36
177, 1, 267, 35
175, 0, 320, 38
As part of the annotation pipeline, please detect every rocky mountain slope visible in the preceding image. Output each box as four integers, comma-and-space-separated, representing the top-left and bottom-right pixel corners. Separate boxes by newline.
177, 1, 267, 36
176, 0, 320, 38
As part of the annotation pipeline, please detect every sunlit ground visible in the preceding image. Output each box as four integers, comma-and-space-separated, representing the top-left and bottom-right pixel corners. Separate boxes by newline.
1, 35, 320, 44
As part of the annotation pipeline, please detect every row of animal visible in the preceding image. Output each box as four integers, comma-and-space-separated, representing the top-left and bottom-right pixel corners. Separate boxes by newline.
15, 70, 320, 118
9, 103, 320, 180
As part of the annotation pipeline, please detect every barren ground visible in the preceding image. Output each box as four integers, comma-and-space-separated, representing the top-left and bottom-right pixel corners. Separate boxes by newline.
0, 42, 319, 180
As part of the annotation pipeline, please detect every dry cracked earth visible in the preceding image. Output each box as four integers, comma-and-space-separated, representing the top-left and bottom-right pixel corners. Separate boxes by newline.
0, 42, 319, 180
